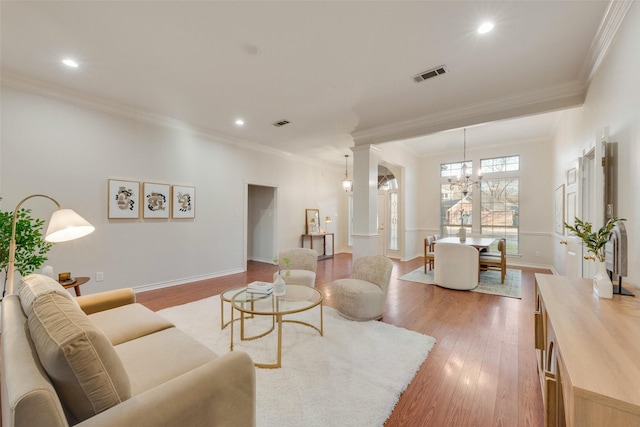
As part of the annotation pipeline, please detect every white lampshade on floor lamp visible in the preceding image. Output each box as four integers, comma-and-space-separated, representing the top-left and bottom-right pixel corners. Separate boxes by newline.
7, 194, 95, 294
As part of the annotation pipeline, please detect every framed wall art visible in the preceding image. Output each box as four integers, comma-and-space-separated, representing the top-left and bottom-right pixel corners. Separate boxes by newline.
172, 185, 195, 219
143, 182, 170, 219
108, 179, 140, 219
305, 209, 320, 234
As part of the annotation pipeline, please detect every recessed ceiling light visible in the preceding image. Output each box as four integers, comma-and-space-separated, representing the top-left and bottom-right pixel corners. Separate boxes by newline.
235, 119, 245, 126
477, 22, 494, 34
62, 58, 79, 68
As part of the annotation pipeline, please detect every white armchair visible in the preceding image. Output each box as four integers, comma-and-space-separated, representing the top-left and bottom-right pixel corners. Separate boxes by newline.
434, 242, 479, 290
331, 256, 394, 321
273, 248, 318, 287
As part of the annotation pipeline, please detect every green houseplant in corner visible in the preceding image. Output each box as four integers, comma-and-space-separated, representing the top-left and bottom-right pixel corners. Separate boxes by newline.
0, 197, 53, 297
564, 216, 625, 298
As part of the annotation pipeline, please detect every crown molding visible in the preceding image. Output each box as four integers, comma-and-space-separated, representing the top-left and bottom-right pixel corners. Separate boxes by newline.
0, 71, 330, 168
580, 0, 633, 85
351, 81, 586, 145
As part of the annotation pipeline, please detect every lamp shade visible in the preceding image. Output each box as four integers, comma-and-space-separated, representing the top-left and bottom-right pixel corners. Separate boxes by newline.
45, 209, 95, 243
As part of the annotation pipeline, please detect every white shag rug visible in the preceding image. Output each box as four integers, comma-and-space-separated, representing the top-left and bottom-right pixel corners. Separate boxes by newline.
157, 295, 436, 427
399, 267, 522, 299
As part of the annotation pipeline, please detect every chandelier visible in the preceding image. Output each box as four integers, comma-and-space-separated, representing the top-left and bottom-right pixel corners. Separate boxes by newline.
448, 128, 482, 197
342, 154, 352, 192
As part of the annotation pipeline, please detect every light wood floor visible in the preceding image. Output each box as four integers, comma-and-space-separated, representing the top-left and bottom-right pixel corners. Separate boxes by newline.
136, 253, 547, 426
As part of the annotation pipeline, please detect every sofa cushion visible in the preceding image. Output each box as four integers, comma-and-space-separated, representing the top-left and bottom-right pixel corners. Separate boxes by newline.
27, 292, 131, 422
114, 327, 218, 395
88, 303, 174, 345
19, 273, 77, 318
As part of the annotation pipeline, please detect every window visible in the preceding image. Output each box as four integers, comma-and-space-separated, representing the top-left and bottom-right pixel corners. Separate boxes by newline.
480, 156, 520, 254
440, 183, 474, 237
480, 179, 519, 253
388, 192, 398, 251
440, 160, 475, 237
440, 155, 520, 254
481, 155, 519, 173
441, 161, 473, 179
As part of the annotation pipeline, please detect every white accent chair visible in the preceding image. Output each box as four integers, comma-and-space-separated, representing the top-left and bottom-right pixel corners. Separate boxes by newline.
273, 248, 318, 287
332, 256, 394, 321
434, 242, 479, 290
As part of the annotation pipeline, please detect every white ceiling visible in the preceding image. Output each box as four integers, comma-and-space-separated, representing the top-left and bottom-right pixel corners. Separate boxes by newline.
0, 1, 621, 164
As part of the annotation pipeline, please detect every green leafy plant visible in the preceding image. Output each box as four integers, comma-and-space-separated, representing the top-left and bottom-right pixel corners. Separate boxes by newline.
273, 256, 291, 278
1, 198, 53, 294
564, 216, 625, 262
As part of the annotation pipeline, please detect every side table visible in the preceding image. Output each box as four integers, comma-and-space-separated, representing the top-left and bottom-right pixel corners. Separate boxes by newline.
60, 276, 90, 296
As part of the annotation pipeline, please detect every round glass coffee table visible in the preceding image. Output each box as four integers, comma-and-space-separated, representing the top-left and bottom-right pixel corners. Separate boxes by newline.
230, 284, 323, 369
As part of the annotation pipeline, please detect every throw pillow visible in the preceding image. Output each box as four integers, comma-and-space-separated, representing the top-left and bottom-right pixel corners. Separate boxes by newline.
27, 292, 131, 422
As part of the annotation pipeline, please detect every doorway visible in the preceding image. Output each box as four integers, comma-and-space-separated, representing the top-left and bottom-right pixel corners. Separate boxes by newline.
247, 184, 277, 265
582, 148, 596, 279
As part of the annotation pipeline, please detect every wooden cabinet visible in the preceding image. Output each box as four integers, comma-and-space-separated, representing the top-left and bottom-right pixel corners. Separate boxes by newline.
534, 274, 640, 427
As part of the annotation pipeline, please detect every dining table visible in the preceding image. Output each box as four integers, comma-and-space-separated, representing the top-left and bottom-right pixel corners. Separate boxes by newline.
436, 236, 496, 250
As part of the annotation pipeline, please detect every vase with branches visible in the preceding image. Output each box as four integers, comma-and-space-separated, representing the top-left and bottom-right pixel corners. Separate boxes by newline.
564, 216, 624, 262
273, 256, 290, 296
564, 216, 625, 298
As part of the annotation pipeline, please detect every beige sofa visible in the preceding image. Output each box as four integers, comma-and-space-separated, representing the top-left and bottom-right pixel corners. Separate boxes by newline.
1, 274, 256, 427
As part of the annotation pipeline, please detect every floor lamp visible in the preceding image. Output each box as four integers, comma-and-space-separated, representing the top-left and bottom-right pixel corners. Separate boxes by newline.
7, 194, 95, 295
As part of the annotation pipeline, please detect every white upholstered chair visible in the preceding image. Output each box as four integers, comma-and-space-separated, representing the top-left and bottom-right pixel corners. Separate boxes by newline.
273, 248, 318, 287
434, 242, 479, 290
332, 256, 394, 321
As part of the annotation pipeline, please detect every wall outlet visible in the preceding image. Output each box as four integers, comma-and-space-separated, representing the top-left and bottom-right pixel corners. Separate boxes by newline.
96, 272, 104, 282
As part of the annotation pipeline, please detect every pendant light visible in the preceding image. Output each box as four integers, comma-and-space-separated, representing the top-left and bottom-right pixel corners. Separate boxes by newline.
342, 155, 352, 192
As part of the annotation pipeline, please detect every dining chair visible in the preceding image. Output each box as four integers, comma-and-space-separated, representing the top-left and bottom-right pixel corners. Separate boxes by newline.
479, 238, 507, 283
424, 236, 436, 273
434, 242, 479, 290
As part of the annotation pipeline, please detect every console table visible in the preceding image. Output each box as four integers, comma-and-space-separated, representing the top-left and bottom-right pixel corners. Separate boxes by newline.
534, 274, 640, 426
301, 233, 334, 260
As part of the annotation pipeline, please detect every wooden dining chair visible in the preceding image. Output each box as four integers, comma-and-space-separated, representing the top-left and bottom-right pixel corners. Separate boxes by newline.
479, 238, 507, 283
424, 236, 436, 273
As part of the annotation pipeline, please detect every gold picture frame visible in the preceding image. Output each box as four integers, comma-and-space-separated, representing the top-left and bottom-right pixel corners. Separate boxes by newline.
171, 185, 196, 219
108, 179, 140, 219
305, 209, 320, 234
143, 182, 170, 219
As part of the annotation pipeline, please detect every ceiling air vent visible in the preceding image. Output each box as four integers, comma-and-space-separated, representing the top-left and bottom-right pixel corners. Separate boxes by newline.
413, 65, 448, 83
272, 119, 290, 127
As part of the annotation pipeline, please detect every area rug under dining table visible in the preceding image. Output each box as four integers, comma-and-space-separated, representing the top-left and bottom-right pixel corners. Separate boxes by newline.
157, 295, 436, 427
399, 267, 522, 298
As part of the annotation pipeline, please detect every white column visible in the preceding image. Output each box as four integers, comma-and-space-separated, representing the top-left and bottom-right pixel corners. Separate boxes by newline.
351, 144, 380, 260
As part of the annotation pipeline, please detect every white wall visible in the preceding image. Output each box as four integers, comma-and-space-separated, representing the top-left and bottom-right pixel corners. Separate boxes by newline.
0, 86, 344, 294
551, 2, 640, 287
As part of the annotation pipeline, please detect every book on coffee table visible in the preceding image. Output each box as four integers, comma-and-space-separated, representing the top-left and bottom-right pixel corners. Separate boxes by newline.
247, 281, 274, 294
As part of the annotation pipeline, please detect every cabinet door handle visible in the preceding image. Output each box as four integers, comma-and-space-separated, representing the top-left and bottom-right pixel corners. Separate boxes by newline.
560, 240, 568, 245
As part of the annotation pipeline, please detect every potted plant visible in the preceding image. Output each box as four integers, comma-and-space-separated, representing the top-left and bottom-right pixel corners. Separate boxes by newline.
564, 216, 625, 298
0, 198, 53, 296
